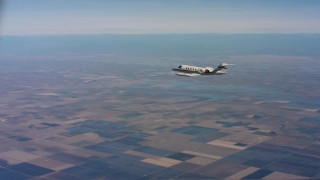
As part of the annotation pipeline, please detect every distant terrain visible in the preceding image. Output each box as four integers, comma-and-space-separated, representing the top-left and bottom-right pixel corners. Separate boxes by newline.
0, 34, 319, 179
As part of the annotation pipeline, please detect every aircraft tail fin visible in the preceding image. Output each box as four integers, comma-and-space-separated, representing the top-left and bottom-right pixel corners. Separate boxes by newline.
211, 63, 234, 74
217, 63, 235, 70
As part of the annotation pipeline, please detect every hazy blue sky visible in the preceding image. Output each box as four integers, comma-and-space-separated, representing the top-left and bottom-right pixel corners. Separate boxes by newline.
1, 0, 320, 35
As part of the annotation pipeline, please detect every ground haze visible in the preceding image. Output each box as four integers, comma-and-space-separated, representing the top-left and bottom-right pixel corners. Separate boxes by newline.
0, 34, 319, 179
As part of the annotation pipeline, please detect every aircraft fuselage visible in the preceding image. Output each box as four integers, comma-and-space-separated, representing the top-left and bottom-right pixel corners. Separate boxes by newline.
172, 63, 228, 76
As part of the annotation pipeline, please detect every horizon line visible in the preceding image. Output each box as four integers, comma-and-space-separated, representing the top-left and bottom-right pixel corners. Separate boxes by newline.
2, 32, 320, 37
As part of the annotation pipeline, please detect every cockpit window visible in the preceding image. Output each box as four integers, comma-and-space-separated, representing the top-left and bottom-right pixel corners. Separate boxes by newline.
178, 65, 182, 68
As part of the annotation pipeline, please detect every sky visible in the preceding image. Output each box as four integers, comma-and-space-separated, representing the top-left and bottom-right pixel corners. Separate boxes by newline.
1, 0, 320, 35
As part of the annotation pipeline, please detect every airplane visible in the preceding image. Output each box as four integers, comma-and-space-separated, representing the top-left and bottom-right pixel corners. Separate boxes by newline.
172, 63, 233, 77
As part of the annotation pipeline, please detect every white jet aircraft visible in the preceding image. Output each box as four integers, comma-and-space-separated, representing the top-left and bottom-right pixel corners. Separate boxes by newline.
172, 63, 233, 77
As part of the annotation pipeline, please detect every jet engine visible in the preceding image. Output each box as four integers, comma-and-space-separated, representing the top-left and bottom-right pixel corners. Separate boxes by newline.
205, 67, 214, 73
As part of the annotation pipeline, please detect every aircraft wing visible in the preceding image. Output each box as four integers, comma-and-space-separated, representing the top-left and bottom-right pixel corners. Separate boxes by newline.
175, 72, 201, 77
